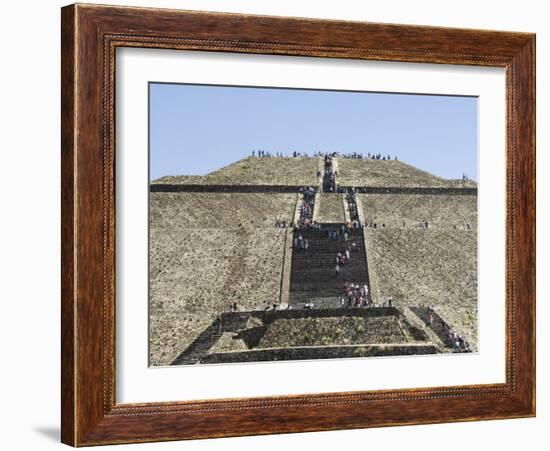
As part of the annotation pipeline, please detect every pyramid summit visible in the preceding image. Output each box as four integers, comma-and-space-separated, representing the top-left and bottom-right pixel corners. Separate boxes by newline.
152, 154, 476, 191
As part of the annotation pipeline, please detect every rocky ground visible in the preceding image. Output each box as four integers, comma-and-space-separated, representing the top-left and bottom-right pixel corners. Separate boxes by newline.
365, 228, 478, 350
149, 156, 479, 364
149, 192, 297, 366
359, 193, 477, 230
152, 156, 319, 186
337, 158, 477, 188
316, 193, 345, 223
255, 316, 407, 348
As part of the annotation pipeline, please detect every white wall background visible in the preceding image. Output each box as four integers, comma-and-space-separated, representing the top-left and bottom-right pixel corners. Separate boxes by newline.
0, 1, 546, 449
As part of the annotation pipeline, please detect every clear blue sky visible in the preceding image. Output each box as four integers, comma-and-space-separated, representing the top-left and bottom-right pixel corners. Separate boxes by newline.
149, 83, 477, 181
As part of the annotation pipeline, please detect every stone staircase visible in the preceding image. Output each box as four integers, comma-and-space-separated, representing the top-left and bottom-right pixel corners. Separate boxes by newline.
409, 307, 455, 348
172, 307, 424, 365
171, 317, 223, 365
289, 228, 369, 308
169, 306, 454, 365
171, 313, 251, 365
346, 191, 360, 222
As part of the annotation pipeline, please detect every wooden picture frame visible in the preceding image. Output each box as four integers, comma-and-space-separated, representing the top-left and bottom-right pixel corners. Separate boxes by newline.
61, 3, 535, 446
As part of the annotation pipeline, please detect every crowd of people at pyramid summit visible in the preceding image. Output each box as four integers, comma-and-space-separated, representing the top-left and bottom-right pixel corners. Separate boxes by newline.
339, 152, 398, 161
251, 150, 319, 158
252, 150, 295, 158
250, 149, 399, 160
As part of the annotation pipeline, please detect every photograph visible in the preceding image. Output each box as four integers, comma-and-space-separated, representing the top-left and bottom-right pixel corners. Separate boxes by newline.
42, 0, 538, 447
148, 83, 479, 367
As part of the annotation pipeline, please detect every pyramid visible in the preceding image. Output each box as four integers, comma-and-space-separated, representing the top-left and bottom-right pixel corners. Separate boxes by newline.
149, 155, 477, 366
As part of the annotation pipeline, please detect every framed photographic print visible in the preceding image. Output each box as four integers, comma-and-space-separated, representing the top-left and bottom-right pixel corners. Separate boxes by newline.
61, 3, 536, 446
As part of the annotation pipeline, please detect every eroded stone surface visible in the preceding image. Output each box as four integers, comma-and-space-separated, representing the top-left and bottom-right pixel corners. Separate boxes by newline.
256, 316, 407, 348
149, 192, 297, 366
316, 193, 345, 223
365, 228, 477, 350
337, 158, 477, 189
150, 156, 478, 365
152, 157, 319, 187
359, 194, 477, 230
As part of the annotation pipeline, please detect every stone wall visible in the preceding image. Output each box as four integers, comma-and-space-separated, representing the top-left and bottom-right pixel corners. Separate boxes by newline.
348, 186, 477, 195
150, 184, 305, 193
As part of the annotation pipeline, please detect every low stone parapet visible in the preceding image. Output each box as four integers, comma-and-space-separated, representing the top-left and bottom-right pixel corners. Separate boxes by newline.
341, 186, 477, 195
151, 184, 476, 195
222, 306, 401, 326
150, 184, 307, 193
201, 343, 439, 364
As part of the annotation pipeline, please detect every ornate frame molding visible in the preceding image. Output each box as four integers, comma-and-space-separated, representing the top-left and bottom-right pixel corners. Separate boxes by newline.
61, 4, 535, 446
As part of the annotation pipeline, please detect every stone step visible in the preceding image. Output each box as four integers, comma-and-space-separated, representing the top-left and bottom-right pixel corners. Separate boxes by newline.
291, 278, 369, 286
291, 245, 365, 251
295, 234, 364, 239
291, 269, 368, 275
292, 299, 342, 309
